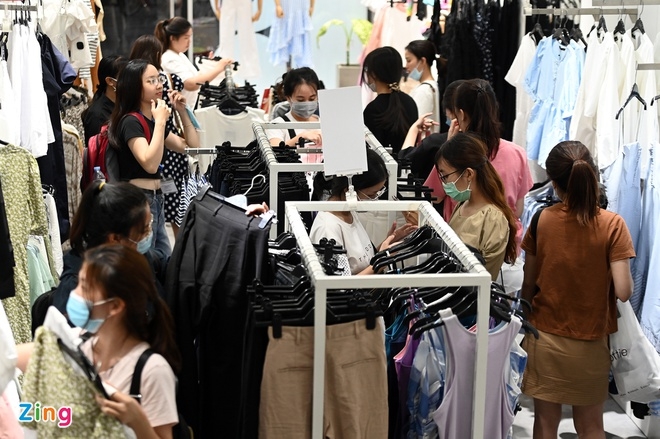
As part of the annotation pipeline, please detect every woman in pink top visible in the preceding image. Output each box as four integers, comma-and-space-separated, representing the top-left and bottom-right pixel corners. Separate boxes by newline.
423, 79, 533, 291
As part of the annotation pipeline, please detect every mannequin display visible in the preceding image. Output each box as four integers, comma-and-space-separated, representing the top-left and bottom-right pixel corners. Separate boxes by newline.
210, 0, 262, 79
267, 0, 314, 68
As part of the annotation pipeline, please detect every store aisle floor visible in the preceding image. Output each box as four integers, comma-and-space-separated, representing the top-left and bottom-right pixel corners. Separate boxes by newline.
513, 394, 646, 438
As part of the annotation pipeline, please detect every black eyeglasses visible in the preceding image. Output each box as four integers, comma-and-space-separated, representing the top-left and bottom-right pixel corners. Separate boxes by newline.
437, 169, 461, 183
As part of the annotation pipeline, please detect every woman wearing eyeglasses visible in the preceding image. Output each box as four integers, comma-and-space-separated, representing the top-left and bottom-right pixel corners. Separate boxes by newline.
309, 149, 415, 275
108, 59, 200, 260
435, 133, 518, 280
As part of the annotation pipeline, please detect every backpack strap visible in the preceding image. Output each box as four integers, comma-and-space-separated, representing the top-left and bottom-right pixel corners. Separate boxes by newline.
130, 348, 155, 404
529, 208, 544, 242
280, 114, 297, 142
127, 112, 153, 144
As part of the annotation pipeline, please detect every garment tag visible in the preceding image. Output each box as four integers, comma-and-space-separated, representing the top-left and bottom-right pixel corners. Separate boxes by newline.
161, 177, 177, 194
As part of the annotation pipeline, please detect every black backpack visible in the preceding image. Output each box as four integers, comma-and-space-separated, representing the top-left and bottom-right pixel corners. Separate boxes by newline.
131, 349, 193, 439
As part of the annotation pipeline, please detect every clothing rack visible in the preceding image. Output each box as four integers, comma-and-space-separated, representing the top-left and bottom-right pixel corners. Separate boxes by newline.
592, 0, 660, 5
284, 200, 492, 439
522, 6, 638, 18
638, 64, 660, 71
252, 122, 399, 239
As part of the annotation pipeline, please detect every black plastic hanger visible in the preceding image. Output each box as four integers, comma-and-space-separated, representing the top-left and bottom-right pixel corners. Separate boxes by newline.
631, 18, 645, 35
57, 339, 110, 399
616, 83, 647, 119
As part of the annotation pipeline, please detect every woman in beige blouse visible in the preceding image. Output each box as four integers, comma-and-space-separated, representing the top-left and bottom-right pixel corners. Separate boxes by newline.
434, 132, 518, 279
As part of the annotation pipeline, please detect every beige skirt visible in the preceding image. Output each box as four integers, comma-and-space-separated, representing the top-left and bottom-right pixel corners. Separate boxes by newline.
522, 329, 610, 406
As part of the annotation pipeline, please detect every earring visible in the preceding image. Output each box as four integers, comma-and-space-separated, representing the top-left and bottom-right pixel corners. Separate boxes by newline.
111, 86, 117, 92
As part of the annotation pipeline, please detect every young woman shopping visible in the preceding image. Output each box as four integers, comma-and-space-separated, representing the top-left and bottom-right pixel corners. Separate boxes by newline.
107, 59, 200, 259
130, 35, 189, 238
424, 78, 533, 292
267, 67, 323, 155
309, 148, 415, 275
435, 133, 517, 280
155, 17, 233, 108
520, 141, 634, 439
19, 244, 182, 439
362, 46, 418, 154
404, 39, 440, 127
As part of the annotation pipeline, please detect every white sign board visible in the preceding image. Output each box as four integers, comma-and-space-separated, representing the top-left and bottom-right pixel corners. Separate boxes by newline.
318, 87, 368, 176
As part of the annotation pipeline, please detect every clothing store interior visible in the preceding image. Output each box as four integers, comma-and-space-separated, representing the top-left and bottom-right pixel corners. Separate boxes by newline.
2, 0, 660, 437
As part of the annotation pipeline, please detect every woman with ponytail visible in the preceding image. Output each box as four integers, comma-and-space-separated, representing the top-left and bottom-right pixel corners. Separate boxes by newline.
81, 55, 128, 147
49, 181, 157, 316
362, 46, 418, 154
434, 133, 517, 280
155, 16, 233, 108
520, 141, 634, 438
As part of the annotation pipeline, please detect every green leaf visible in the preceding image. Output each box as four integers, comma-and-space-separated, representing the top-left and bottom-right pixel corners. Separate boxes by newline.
316, 19, 345, 48
351, 19, 373, 46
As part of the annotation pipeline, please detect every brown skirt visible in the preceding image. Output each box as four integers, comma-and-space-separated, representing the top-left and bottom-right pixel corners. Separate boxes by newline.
522, 329, 610, 406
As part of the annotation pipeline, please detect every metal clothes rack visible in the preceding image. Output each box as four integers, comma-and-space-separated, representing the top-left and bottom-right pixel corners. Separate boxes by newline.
522, 6, 638, 18
252, 122, 399, 239
284, 200, 492, 439
592, 0, 660, 5
638, 64, 660, 71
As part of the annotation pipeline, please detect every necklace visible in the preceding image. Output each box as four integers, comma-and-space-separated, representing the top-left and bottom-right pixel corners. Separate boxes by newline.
92, 333, 134, 373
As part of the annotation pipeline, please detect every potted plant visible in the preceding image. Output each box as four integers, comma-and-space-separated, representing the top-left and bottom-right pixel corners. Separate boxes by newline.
317, 18, 373, 87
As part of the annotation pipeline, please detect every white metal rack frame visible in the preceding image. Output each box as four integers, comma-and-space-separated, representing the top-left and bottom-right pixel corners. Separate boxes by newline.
284, 200, 492, 439
252, 122, 399, 239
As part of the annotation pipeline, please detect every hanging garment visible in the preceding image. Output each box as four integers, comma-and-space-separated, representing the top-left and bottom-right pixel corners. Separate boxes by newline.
8, 24, 54, 158
267, 0, 314, 68
44, 193, 63, 275
0, 60, 20, 147
632, 29, 657, 178
166, 191, 271, 438
258, 319, 388, 439
41, 0, 96, 68
524, 37, 585, 168
505, 34, 543, 181
616, 32, 637, 146
216, 0, 261, 79
568, 32, 619, 169
0, 390, 22, 439
0, 176, 14, 300
0, 301, 16, 395
22, 327, 127, 437
432, 309, 522, 439
0, 144, 54, 344
26, 240, 56, 307
61, 123, 84, 223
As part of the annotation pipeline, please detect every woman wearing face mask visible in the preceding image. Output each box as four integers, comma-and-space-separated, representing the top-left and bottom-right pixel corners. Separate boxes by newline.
45, 181, 158, 319
424, 79, 532, 292
405, 40, 439, 130
435, 133, 518, 280
309, 148, 415, 275
19, 244, 182, 439
267, 67, 323, 162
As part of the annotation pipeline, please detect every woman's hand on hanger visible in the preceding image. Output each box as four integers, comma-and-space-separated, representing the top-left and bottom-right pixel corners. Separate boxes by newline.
246, 202, 270, 216
168, 90, 187, 113
151, 99, 171, 126
298, 130, 322, 145
387, 221, 417, 244
214, 58, 235, 75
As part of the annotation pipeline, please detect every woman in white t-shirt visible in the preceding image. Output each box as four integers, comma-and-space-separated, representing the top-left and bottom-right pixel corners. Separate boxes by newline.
309, 149, 415, 274
267, 67, 323, 163
155, 16, 233, 108
405, 40, 440, 131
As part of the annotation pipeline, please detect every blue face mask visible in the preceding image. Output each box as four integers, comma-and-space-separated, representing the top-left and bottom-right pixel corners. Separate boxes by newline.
441, 170, 471, 202
408, 62, 423, 82
445, 117, 452, 127
131, 229, 153, 254
66, 292, 113, 334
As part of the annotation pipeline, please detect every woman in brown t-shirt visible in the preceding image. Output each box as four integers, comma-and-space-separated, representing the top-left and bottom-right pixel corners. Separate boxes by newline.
521, 141, 635, 438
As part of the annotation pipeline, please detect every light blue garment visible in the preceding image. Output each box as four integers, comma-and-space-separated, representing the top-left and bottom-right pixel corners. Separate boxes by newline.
602, 142, 642, 250
26, 242, 55, 307
267, 0, 314, 68
525, 38, 585, 167
639, 146, 660, 350
631, 147, 657, 315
